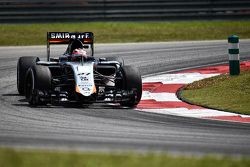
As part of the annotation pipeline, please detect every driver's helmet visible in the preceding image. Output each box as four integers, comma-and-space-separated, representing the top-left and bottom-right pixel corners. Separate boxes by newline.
71, 48, 88, 61
72, 48, 87, 57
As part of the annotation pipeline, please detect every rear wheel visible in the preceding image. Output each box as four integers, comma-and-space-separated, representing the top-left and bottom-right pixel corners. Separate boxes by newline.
17, 56, 39, 95
25, 65, 51, 105
120, 65, 142, 107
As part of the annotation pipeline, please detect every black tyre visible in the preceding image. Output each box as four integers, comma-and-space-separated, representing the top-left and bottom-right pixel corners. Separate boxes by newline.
17, 56, 39, 95
120, 65, 142, 107
25, 65, 51, 105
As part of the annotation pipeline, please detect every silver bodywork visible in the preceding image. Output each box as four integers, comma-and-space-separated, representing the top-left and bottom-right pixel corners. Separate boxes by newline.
65, 62, 95, 97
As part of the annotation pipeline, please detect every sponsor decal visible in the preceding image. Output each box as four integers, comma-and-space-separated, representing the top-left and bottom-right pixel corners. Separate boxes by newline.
78, 73, 90, 75
50, 32, 91, 39
78, 84, 93, 87
78, 73, 91, 81
82, 87, 90, 91
79, 76, 88, 81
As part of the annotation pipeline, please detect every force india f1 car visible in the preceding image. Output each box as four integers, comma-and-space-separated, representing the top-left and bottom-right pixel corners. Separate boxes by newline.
17, 32, 142, 107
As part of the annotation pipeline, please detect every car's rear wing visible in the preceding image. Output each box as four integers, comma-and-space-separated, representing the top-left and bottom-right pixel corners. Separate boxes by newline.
47, 32, 94, 61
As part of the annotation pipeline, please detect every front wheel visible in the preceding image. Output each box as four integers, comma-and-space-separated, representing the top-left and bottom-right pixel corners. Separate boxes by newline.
25, 65, 51, 105
17, 56, 39, 95
120, 65, 142, 107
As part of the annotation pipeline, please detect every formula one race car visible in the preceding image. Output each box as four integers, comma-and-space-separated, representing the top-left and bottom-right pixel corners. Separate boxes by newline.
17, 32, 142, 107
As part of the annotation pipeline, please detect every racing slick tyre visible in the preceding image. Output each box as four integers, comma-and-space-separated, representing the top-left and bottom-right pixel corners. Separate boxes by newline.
17, 56, 40, 95
25, 65, 51, 106
120, 65, 142, 107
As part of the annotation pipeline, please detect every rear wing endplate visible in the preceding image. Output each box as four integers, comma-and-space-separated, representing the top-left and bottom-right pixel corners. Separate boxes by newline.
47, 32, 94, 61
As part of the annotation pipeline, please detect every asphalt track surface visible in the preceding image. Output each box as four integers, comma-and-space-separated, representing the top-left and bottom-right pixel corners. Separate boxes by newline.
1, 40, 250, 156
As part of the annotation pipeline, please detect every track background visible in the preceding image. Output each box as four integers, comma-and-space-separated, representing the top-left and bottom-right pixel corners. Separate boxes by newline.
0, 41, 250, 155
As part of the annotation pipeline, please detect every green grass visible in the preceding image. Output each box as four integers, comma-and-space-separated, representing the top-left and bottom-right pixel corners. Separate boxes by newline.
180, 69, 250, 115
1, 21, 250, 46
0, 148, 250, 167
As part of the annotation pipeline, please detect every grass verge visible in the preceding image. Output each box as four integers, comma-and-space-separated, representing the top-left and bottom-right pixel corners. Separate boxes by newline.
180, 69, 250, 115
0, 148, 250, 167
1, 21, 250, 46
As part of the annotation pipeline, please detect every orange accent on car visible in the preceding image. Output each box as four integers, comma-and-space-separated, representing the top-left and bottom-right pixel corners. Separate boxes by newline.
75, 86, 81, 94
84, 38, 93, 43
92, 85, 97, 93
